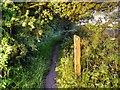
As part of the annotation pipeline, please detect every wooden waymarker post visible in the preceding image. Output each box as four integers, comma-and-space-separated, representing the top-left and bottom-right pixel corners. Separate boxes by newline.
74, 35, 81, 76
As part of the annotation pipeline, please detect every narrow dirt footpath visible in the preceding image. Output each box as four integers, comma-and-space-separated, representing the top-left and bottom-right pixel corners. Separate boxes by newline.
44, 44, 59, 88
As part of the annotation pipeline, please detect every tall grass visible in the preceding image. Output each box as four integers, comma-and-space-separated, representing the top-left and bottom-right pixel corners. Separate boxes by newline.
11, 32, 62, 88
56, 27, 119, 88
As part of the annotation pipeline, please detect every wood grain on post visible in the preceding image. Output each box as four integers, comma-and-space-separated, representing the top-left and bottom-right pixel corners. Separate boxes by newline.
74, 35, 81, 76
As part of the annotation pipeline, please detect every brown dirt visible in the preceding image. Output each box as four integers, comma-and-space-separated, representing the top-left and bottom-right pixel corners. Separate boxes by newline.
44, 44, 59, 89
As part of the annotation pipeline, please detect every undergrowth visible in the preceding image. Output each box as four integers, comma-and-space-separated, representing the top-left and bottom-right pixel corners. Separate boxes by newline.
56, 25, 120, 88
11, 33, 62, 88
1, 31, 62, 88
15, 32, 61, 88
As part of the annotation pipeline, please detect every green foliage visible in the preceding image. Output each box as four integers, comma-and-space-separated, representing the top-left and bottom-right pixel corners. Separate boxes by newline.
53, 2, 117, 22
10, 34, 62, 88
1, 2, 119, 89
56, 47, 80, 88
1, 2, 62, 89
56, 22, 119, 88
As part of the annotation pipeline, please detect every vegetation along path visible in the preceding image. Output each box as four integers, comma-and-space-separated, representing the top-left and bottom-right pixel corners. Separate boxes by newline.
44, 44, 59, 88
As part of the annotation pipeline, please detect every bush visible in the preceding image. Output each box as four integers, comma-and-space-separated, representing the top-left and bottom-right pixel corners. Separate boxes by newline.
56, 48, 80, 88
56, 24, 119, 88
1, 2, 63, 88
3, 33, 62, 88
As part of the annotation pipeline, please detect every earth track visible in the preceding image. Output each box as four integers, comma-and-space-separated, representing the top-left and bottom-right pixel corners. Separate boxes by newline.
44, 44, 59, 89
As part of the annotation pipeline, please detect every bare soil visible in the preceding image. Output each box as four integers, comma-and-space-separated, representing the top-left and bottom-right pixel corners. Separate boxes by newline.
44, 44, 59, 89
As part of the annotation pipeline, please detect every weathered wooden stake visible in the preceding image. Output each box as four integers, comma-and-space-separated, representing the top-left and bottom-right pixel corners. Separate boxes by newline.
74, 35, 81, 76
